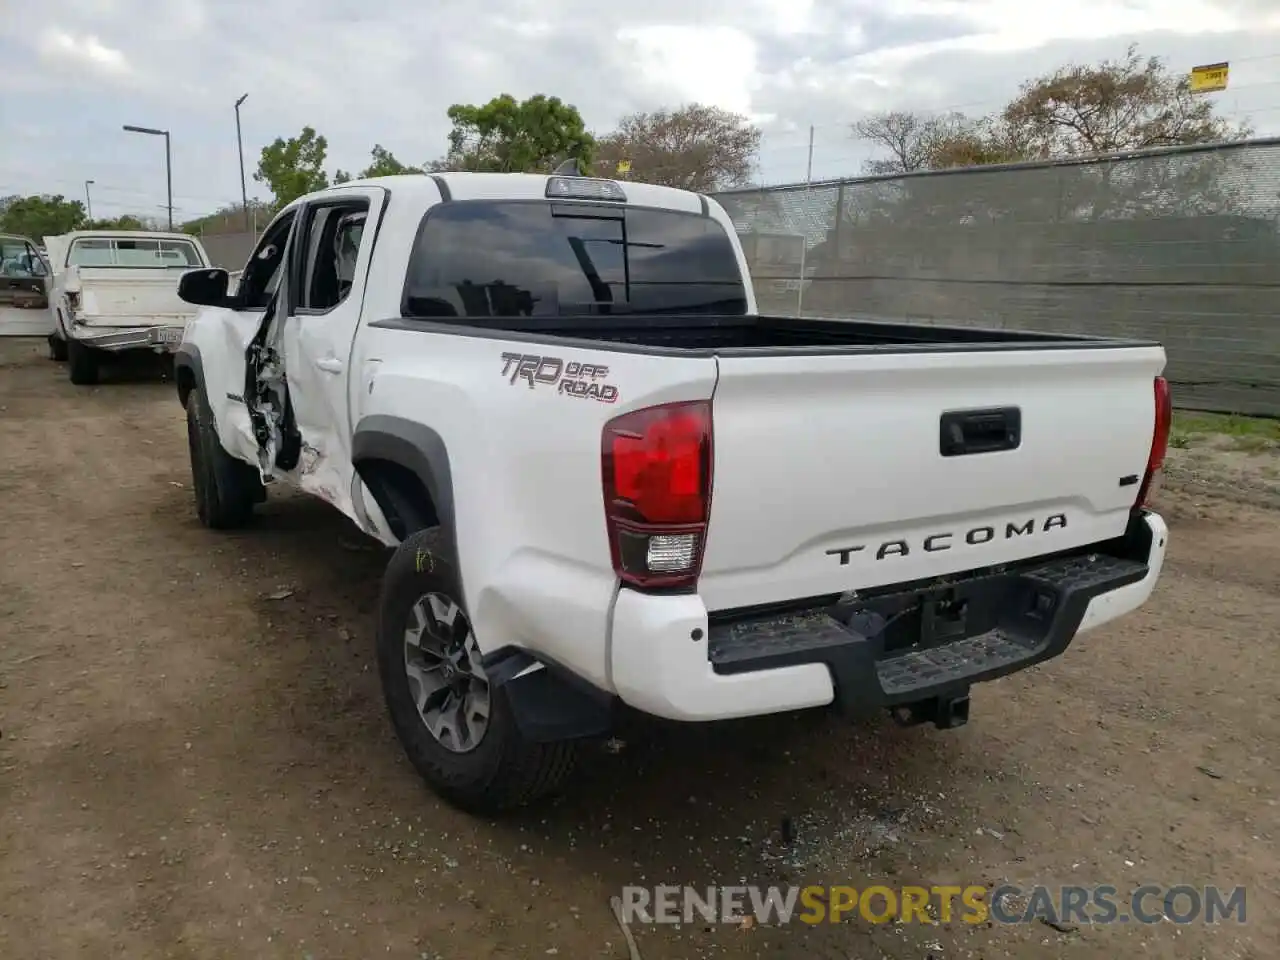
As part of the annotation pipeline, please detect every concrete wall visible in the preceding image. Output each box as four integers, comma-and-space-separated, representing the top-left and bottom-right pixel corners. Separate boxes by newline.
199, 231, 259, 272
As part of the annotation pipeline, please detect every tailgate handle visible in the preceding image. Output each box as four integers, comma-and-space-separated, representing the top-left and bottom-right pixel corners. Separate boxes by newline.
940, 407, 1021, 457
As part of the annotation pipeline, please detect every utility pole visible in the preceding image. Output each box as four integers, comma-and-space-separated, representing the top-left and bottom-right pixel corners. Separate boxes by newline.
795, 124, 815, 317
84, 180, 94, 220
123, 124, 173, 230
235, 93, 250, 230
165, 130, 172, 230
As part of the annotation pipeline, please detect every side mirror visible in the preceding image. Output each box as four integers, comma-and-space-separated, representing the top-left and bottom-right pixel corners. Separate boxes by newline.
178, 267, 231, 307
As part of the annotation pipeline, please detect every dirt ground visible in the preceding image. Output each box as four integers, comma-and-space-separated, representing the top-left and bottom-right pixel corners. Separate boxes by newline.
1, 336, 1276, 960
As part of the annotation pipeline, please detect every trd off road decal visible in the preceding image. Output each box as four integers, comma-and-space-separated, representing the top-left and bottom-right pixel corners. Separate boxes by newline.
499, 352, 619, 404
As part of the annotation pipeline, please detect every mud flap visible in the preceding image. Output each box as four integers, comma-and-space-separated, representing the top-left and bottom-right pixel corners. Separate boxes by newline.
482, 647, 615, 743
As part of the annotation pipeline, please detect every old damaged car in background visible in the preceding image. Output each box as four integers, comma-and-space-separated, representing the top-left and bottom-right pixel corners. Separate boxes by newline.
0, 233, 52, 310
44, 230, 214, 384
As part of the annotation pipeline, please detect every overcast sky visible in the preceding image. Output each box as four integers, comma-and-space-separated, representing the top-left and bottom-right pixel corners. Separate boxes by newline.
3, 0, 1279, 221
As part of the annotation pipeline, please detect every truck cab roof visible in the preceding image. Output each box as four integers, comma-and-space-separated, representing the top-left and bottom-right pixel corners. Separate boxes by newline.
57, 229, 200, 243
312, 172, 709, 214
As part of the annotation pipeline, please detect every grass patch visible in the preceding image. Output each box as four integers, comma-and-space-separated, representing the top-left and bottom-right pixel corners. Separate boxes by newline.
1171, 412, 1280, 452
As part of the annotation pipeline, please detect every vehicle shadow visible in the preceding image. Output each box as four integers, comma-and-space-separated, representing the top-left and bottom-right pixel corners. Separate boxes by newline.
4, 331, 177, 385
85, 350, 178, 385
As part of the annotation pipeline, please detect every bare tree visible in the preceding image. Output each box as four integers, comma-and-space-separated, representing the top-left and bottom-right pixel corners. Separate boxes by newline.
851, 111, 980, 174
594, 104, 761, 192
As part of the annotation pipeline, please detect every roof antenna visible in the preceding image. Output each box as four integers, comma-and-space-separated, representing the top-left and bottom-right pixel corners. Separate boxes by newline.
552, 157, 581, 177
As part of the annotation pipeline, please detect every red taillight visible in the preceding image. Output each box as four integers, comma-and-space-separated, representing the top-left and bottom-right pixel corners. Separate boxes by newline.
601, 400, 713, 590
1135, 376, 1172, 509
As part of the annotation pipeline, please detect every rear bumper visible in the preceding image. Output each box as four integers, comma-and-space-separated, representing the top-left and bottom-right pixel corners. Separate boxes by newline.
609, 509, 1167, 722
68, 321, 186, 353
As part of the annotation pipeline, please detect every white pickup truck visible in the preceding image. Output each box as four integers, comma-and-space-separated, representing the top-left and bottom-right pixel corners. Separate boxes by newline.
45, 230, 213, 384
171, 170, 1172, 815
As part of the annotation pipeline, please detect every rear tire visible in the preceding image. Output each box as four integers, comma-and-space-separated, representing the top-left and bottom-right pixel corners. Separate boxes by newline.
48, 334, 68, 362
185, 387, 264, 529
67, 339, 99, 385
376, 529, 576, 815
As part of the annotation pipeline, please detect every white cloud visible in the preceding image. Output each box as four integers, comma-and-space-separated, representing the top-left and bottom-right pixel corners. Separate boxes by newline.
882, 0, 1245, 39
1, 0, 1277, 219
840, 0, 1255, 77
36, 28, 131, 76
618, 25, 761, 117
753, 0, 819, 36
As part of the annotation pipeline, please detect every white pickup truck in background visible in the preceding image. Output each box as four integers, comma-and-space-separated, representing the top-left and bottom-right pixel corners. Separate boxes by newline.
45, 230, 213, 384
171, 169, 1172, 816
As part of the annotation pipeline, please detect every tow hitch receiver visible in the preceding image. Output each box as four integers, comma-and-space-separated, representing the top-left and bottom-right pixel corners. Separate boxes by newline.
890, 692, 971, 730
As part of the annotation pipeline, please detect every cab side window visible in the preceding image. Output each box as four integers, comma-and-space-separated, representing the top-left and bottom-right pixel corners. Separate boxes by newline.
25, 243, 48, 277
296, 199, 370, 313
0, 240, 44, 277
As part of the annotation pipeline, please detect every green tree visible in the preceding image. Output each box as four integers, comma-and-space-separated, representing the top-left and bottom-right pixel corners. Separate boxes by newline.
180, 201, 275, 236
254, 126, 330, 207
430, 94, 594, 173
334, 144, 424, 183
1001, 44, 1250, 157
593, 104, 761, 191
82, 215, 149, 231
0, 194, 86, 242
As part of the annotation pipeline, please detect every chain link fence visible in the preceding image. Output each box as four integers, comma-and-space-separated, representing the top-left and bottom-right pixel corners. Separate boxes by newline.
190, 141, 1280, 415
712, 137, 1280, 416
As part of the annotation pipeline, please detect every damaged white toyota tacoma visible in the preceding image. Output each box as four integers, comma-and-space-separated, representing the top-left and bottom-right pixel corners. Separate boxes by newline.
172, 169, 1172, 815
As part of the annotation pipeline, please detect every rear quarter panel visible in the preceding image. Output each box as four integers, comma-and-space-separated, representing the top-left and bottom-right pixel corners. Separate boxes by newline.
341, 182, 751, 687
354, 324, 718, 690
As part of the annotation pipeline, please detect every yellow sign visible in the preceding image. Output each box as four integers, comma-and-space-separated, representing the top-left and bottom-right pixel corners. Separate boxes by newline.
616, 159, 632, 175
1190, 62, 1229, 93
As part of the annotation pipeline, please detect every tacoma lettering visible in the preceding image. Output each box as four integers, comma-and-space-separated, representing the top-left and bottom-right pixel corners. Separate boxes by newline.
827, 514, 1068, 564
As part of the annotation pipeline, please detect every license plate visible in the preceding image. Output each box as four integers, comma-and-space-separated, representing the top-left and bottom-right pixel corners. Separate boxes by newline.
156, 327, 184, 346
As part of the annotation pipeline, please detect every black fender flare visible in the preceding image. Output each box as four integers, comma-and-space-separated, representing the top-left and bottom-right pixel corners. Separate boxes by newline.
174, 344, 205, 408
351, 414, 457, 560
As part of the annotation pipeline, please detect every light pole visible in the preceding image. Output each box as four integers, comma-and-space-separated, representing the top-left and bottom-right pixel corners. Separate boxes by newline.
123, 124, 173, 230
235, 94, 250, 230
84, 179, 94, 221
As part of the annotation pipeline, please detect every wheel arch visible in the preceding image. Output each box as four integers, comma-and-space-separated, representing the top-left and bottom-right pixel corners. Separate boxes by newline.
174, 344, 204, 409
352, 415, 456, 550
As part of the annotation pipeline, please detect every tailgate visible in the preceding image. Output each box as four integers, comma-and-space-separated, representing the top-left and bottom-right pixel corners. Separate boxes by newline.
75, 271, 193, 326
698, 345, 1166, 612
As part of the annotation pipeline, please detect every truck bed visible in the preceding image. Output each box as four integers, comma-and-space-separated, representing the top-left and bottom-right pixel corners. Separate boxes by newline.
381, 312, 1155, 355
372, 306, 1166, 613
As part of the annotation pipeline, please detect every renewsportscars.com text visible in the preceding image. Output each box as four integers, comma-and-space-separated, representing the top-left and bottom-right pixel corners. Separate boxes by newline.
617, 883, 1247, 926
